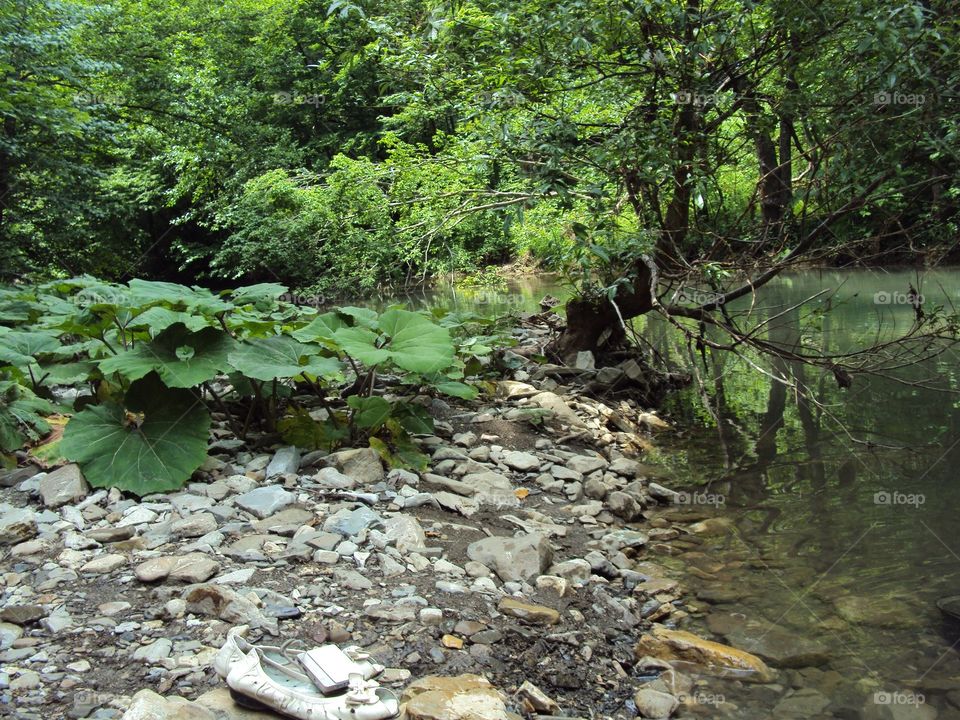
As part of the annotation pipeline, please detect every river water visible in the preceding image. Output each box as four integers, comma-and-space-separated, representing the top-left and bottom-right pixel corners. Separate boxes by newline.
376, 269, 960, 717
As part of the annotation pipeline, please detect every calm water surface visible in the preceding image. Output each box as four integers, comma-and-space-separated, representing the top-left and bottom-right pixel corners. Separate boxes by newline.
379, 269, 960, 717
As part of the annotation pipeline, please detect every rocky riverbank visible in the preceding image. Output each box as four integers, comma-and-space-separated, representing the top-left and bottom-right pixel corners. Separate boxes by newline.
0, 315, 867, 720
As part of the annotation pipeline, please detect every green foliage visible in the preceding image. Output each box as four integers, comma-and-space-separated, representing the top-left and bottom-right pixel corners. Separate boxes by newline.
0, 278, 487, 494
0, 379, 53, 454
61, 373, 212, 495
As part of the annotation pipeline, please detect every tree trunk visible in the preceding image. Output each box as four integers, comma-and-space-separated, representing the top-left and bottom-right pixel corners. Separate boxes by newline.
549, 261, 654, 361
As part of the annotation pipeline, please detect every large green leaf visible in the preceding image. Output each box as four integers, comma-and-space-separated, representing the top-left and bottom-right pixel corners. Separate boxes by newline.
433, 380, 479, 399
333, 309, 454, 374
98, 324, 235, 388
331, 326, 391, 366
127, 279, 234, 315
347, 395, 392, 429
128, 307, 212, 334
0, 381, 53, 452
338, 306, 379, 328
228, 335, 331, 381
292, 312, 346, 344
38, 361, 98, 385
230, 283, 288, 306
0, 331, 62, 368
61, 373, 210, 495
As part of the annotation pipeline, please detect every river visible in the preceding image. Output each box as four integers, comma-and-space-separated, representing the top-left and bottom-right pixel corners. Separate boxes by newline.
373, 268, 960, 717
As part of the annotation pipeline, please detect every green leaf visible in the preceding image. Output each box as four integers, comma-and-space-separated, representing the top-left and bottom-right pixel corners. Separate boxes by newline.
227, 335, 323, 381
38, 361, 98, 385
128, 307, 211, 334
127, 279, 233, 314
0, 381, 53, 452
61, 373, 211, 496
0, 331, 62, 368
338, 306, 379, 328
230, 283, 288, 305
332, 326, 392, 366
292, 312, 346, 343
370, 430, 429, 471
392, 402, 434, 434
332, 309, 454, 373
98, 324, 235, 388
278, 408, 348, 451
347, 395, 392, 429
434, 380, 478, 399
377, 309, 455, 373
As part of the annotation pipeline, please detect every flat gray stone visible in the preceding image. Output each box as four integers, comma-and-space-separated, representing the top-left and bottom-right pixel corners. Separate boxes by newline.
132, 637, 172, 664
80, 553, 126, 574
566, 454, 608, 475
0, 504, 37, 546
322, 506, 381, 537
234, 485, 295, 519
327, 447, 384, 485
383, 515, 426, 553
313, 467, 357, 490
39, 463, 89, 507
502, 451, 540, 473
171, 512, 218, 538
266, 446, 301, 478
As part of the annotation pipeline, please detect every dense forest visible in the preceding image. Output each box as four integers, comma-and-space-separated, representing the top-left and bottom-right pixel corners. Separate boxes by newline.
2, 0, 957, 303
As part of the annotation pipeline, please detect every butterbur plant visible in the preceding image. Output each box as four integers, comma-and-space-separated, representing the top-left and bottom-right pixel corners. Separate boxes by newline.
0, 277, 495, 493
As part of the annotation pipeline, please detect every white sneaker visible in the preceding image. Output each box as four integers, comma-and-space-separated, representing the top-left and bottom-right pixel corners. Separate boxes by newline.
213, 634, 385, 686
224, 648, 399, 720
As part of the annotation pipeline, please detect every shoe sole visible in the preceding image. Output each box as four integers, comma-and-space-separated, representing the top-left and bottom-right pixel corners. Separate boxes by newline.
230, 688, 280, 714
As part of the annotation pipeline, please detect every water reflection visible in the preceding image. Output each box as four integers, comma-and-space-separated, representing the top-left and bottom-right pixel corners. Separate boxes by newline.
373, 268, 960, 714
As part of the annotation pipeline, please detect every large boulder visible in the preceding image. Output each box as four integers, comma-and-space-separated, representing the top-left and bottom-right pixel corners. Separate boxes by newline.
635, 625, 776, 683
466, 533, 552, 583
401, 674, 509, 720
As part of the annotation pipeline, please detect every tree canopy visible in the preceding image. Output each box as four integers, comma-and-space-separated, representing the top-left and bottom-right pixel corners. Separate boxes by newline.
1, 0, 957, 310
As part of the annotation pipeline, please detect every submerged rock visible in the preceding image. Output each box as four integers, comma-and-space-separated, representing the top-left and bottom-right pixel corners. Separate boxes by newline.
937, 595, 960, 621
633, 687, 679, 718
635, 625, 776, 683
709, 615, 831, 668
